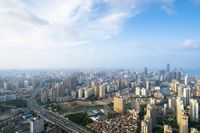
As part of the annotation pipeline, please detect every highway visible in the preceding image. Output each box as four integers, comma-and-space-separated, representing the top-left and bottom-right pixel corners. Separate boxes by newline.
27, 87, 92, 133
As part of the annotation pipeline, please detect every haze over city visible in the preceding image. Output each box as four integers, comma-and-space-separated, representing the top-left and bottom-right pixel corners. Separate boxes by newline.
1, 1, 200, 133
0, 0, 200, 69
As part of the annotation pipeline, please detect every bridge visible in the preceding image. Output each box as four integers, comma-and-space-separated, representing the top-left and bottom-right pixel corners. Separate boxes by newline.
28, 87, 92, 133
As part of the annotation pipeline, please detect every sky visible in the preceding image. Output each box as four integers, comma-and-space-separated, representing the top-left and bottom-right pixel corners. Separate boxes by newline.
0, 0, 200, 69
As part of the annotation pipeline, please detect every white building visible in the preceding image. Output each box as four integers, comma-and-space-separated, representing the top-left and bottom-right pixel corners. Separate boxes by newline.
99, 85, 105, 98
78, 88, 83, 98
168, 97, 176, 109
154, 86, 161, 91
135, 87, 141, 96
184, 75, 189, 85
24, 80, 29, 88
146, 81, 150, 90
106, 85, 111, 93
141, 88, 147, 97
30, 118, 44, 133
84, 88, 90, 99
190, 99, 199, 122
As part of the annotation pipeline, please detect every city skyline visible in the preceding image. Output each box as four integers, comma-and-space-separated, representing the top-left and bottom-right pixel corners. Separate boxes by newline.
0, 0, 200, 69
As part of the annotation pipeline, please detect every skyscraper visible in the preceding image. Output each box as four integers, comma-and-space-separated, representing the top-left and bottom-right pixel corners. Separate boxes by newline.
51, 87, 59, 102
146, 80, 150, 90
168, 97, 176, 114
194, 83, 200, 96
183, 87, 191, 106
94, 84, 99, 97
146, 104, 156, 129
114, 96, 125, 113
135, 87, 141, 96
78, 88, 83, 98
40, 88, 48, 104
167, 63, 170, 72
91, 80, 96, 89
65, 76, 78, 96
141, 88, 147, 97
99, 85, 105, 98
180, 111, 188, 133
30, 118, 44, 133
190, 99, 199, 122
144, 67, 148, 77
176, 97, 189, 133
184, 75, 189, 85
141, 115, 152, 133
176, 97, 184, 125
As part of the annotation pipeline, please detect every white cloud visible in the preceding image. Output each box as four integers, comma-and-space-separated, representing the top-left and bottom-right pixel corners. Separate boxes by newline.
181, 39, 200, 49
161, 5, 175, 15
0, 0, 176, 68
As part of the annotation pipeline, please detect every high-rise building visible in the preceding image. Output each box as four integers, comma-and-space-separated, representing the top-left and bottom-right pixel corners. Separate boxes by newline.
144, 67, 148, 77
164, 124, 172, 133
146, 104, 156, 129
172, 71, 182, 82
178, 86, 183, 97
94, 84, 99, 97
24, 80, 29, 88
141, 88, 147, 97
84, 88, 90, 99
91, 80, 96, 89
179, 111, 188, 133
135, 87, 141, 96
176, 97, 189, 133
65, 76, 78, 96
167, 63, 170, 72
184, 75, 189, 85
164, 103, 167, 115
168, 97, 176, 114
114, 96, 125, 113
30, 118, 44, 133
176, 97, 184, 125
99, 85, 105, 98
183, 87, 191, 106
168, 98, 172, 108
170, 79, 179, 92
51, 87, 59, 102
177, 72, 182, 82
146, 80, 150, 90
141, 115, 151, 133
41, 88, 48, 104
78, 88, 83, 98
106, 85, 111, 93
190, 99, 199, 122
117, 80, 122, 90
194, 83, 200, 96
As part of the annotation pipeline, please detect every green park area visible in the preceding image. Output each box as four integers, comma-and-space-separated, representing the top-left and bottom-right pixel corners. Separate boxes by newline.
0, 99, 27, 112
66, 112, 93, 127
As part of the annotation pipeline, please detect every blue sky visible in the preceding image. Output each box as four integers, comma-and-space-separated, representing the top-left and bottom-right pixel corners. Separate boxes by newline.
0, 0, 200, 69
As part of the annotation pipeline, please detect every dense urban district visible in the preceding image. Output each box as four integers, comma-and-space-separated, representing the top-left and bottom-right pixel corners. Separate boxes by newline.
0, 64, 200, 133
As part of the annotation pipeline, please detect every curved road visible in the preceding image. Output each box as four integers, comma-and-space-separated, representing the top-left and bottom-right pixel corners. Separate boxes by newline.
28, 87, 92, 133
